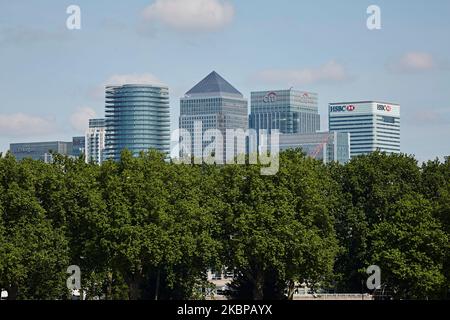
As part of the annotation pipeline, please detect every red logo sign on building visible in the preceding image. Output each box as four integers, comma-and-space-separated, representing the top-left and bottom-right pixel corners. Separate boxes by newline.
263, 91, 277, 103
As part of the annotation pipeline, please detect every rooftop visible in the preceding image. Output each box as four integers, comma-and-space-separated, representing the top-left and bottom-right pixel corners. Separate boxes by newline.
185, 71, 243, 97
329, 101, 400, 106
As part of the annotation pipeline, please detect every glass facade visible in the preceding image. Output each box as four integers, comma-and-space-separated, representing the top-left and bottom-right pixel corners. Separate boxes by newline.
10, 141, 72, 163
250, 90, 320, 134
179, 71, 248, 162
105, 84, 170, 161
279, 132, 350, 164
72, 136, 85, 158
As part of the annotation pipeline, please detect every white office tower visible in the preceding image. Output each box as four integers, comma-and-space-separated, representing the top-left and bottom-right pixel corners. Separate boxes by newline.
329, 101, 400, 158
85, 118, 106, 164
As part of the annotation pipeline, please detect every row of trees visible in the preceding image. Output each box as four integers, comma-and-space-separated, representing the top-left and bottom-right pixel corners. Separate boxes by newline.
0, 150, 448, 300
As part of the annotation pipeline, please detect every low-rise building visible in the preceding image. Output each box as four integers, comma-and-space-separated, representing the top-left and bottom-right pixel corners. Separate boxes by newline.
279, 131, 350, 163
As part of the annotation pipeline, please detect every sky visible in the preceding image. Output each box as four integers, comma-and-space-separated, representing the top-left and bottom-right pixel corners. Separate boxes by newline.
0, 0, 449, 162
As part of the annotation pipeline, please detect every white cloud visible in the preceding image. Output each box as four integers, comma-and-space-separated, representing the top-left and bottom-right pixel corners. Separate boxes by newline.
255, 60, 352, 86
89, 73, 164, 100
387, 52, 436, 73
70, 107, 97, 133
142, 0, 234, 32
0, 113, 57, 137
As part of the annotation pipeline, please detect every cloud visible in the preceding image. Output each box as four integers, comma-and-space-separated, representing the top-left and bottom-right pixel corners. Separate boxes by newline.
142, 0, 234, 33
70, 107, 97, 133
387, 52, 436, 73
0, 113, 57, 137
89, 73, 165, 100
254, 60, 352, 86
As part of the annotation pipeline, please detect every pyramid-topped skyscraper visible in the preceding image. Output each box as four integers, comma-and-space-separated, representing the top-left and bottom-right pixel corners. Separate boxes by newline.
185, 71, 243, 97
179, 71, 248, 163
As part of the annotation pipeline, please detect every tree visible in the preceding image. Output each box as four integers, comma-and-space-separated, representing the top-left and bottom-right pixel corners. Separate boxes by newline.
0, 154, 69, 299
329, 161, 370, 293
370, 194, 447, 299
1, 149, 448, 300
90, 150, 222, 300
157, 160, 222, 300
220, 150, 338, 300
332, 152, 448, 298
421, 158, 450, 298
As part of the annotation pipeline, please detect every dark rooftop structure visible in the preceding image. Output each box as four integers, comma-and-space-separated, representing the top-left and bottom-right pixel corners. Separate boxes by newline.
185, 71, 243, 97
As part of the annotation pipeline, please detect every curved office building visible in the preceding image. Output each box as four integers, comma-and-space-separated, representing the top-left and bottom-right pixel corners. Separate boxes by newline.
105, 84, 170, 161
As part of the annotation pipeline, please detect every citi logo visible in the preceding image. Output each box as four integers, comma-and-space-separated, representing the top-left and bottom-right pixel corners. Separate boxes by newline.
263, 92, 277, 103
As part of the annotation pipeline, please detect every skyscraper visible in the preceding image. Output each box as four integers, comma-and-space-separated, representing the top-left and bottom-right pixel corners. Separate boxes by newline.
85, 118, 106, 164
105, 84, 170, 161
329, 101, 401, 157
250, 89, 320, 135
179, 71, 248, 162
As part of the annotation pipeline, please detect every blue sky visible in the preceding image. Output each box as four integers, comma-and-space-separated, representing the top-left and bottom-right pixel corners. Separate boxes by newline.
1, 0, 449, 161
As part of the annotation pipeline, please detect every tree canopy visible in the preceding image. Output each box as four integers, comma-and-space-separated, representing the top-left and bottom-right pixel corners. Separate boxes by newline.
0, 150, 448, 300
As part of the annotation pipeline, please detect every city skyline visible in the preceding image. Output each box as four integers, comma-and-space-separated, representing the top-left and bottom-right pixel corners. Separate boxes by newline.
1, 0, 450, 162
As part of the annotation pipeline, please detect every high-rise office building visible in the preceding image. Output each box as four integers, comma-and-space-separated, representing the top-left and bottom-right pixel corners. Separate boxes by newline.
105, 84, 170, 161
179, 71, 248, 162
250, 89, 320, 135
85, 118, 106, 164
10, 141, 72, 163
279, 132, 350, 164
72, 136, 85, 158
329, 101, 400, 157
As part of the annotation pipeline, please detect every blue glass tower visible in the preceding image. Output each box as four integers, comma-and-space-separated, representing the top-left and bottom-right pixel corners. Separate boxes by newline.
105, 84, 170, 161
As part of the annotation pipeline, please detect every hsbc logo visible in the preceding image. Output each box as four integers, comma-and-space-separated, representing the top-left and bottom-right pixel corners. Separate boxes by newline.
263, 92, 277, 103
377, 104, 392, 112
330, 105, 356, 112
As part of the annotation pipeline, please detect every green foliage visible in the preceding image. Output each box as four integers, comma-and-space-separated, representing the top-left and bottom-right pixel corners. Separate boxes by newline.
421, 158, 450, 298
0, 155, 69, 300
0, 150, 448, 300
370, 195, 447, 299
331, 152, 449, 299
218, 150, 339, 299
